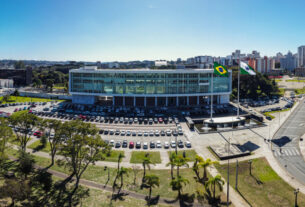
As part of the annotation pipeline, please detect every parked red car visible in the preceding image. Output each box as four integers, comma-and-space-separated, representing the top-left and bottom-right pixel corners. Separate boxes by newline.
129, 141, 134, 149
33, 131, 42, 137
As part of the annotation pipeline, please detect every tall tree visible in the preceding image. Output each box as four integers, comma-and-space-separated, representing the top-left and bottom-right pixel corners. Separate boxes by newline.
40, 119, 63, 167
192, 155, 204, 181
174, 155, 189, 177
170, 176, 189, 198
205, 175, 224, 201
9, 111, 40, 151
144, 174, 160, 203
166, 152, 177, 180
59, 120, 107, 206
0, 118, 13, 169
200, 159, 219, 182
142, 153, 155, 181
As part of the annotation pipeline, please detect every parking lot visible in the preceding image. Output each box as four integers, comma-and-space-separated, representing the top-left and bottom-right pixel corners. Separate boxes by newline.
1, 101, 192, 150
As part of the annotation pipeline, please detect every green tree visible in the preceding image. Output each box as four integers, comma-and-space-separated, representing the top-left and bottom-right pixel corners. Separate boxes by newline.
0, 118, 14, 170
14, 60, 25, 69
0, 178, 31, 206
174, 155, 189, 177
192, 155, 204, 181
17, 151, 35, 180
40, 119, 63, 167
142, 153, 155, 181
46, 79, 54, 92
204, 174, 224, 201
144, 174, 160, 203
170, 176, 189, 198
117, 152, 125, 171
200, 158, 219, 182
166, 152, 177, 180
12, 89, 20, 96
59, 120, 107, 206
9, 111, 40, 151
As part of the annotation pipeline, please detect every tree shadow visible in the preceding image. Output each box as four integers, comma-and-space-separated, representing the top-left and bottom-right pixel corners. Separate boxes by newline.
179, 193, 195, 206
251, 174, 263, 185
145, 195, 160, 206
31, 144, 45, 153
111, 192, 128, 201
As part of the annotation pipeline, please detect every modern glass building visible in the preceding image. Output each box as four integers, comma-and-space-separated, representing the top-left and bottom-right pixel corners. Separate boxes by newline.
69, 66, 232, 107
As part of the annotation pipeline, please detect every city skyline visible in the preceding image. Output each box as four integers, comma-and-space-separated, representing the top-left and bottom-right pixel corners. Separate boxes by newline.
1, 0, 305, 61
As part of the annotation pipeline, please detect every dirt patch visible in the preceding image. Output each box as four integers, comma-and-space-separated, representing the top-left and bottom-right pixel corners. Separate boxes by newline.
267, 193, 289, 207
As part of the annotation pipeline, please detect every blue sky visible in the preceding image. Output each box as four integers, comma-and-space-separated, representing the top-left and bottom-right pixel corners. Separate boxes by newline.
0, 0, 305, 61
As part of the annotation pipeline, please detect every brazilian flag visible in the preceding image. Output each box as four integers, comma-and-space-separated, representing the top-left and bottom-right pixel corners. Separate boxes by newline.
213, 62, 228, 77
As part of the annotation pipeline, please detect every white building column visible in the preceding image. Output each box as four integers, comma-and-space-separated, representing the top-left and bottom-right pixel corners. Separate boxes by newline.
197, 96, 199, 105
144, 97, 147, 107
166, 97, 168, 106
187, 96, 189, 106
176, 97, 179, 107
134, 96, 136, 107
123, 96, 125, 106
155, 97, 157, 107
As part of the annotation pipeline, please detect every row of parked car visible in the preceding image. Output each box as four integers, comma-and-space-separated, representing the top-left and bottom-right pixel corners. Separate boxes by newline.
0, 101, 49, 108
107, 139, 192, 149
100, 127, 184, 136
33, 110, 181, 126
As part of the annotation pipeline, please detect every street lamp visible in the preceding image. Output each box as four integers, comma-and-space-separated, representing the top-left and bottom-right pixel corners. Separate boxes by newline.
227, 138, 231, 207
294, 188, 299, 207
248, 159, 253, 175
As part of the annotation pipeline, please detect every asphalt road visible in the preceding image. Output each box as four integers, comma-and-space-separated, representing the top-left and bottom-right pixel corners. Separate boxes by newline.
272, 100, 305, 184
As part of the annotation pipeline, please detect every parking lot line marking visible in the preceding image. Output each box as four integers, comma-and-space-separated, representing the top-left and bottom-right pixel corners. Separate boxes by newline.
295, 150, 300, 155
286, 149, 292, 156
291, 150, 296, 156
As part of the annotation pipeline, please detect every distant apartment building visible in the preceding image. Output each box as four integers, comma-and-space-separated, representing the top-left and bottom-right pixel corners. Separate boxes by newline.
295, 67, 305, 77
280, 51, 297, 71
256, 57, 275, 74
298, 46, 305, 67
108, 62, 120, 68
0, 68, 32, 86
154, 60, 168, 67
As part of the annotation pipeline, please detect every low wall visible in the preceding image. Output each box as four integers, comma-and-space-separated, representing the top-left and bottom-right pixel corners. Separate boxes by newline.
19, 91, 72, 100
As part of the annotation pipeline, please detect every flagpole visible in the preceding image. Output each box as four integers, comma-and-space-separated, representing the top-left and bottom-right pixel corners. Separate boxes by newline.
210, 72, 213, 121
237, 60, 240, 119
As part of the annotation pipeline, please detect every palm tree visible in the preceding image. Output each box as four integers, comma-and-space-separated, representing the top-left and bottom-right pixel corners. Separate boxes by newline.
142, 153, 155, 181
192, 155, 204, 181
170, 176, 189, 198
200, 159, 219, 182
166, 152, 177, 179
175, 155, 189, 177
144, 174, 160, 203
117, 167, 129, 194
204, 174, 224, 201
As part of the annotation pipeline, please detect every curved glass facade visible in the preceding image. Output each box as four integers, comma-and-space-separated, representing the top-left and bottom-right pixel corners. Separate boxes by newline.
70, 69, 231, 96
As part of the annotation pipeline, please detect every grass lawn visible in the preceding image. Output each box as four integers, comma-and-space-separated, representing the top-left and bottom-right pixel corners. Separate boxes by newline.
285, 79, 305, 82
278, 88, 285, 96
215, 158, 305, 207
28, 140, 51, 153
8, 136, 31, 146
130, 151, 161, 164
167, 150, 197, 162
27, 140, 123, 162
0, 95, 64, 104
295, 87, 305, 95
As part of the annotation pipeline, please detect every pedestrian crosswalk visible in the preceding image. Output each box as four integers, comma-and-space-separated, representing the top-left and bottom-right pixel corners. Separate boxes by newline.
273, 148, 301, 157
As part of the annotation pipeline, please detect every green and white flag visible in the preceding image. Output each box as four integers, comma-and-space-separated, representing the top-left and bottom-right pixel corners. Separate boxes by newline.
240, 62, 256, 75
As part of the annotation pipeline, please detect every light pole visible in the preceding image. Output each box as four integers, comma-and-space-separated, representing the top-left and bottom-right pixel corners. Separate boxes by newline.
294, 188, 299, 207
235, 160, 238, 190
248, 159, 253, 175
227, 138, 231, 207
